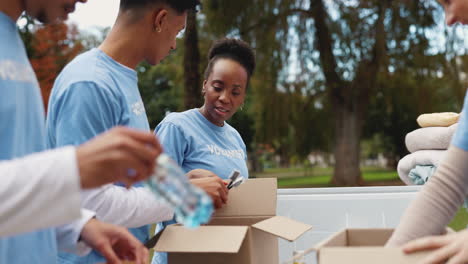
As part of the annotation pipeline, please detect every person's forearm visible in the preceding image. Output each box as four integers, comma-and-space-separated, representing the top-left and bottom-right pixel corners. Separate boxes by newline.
0, 147, 82, 236
80, 185, 174, 228
56, 208, 95, 255
387, 145, 468, 246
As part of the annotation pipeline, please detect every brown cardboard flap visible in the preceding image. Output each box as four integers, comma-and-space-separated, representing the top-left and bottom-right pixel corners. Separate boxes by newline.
319, 247, 430, 264
315, 228, 393, 248
251, 216, 312, 241
347, 229, 394, 246
314, 229, 347, 249
154, 225, 248, 253
214, 178, 277, 217
208, 216, 270, 226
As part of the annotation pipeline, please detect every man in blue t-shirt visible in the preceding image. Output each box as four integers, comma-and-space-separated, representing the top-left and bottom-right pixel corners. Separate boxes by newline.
0, 0, 162, 263
46, 1, 204, 263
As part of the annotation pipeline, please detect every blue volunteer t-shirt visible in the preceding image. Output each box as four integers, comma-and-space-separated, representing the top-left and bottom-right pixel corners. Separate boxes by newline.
152, 108, 249, 264
0, 11, 57, 263
46, 48, 150, 264
156, 109, 248, 179
452, 94, 468, 150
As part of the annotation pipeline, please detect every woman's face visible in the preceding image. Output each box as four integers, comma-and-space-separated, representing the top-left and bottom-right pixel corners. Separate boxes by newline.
439, 0, 468, 25
202, 58, 248, 126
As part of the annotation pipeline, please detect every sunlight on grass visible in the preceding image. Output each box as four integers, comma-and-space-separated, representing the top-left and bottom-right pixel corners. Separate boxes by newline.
449, 208, 468, 231
262, 167, 400, 188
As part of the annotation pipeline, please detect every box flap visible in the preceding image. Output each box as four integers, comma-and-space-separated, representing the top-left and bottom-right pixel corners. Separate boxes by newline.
314, 228, 393, 248
251, 215, 312, 241
320, 247, 430, 264
154, 225, 248, 253
214, 178, 277, 217
315, 229, 347, 249
347, 228, 393, 246
208, 216, 270, 226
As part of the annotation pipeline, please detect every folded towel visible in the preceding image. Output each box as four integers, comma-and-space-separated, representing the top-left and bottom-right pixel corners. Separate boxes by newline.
405, 123, 458, 153
417, 112, 459, 127
408, 165, 436, 185
407, 164, 468, 208
397, 150, 446, 185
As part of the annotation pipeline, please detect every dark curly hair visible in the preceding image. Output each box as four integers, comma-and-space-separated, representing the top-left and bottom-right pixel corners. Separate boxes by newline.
120, 0, 201, 14
204, 38, 256, 84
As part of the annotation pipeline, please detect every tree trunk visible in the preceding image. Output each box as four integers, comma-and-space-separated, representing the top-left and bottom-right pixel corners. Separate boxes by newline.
332, 103, 363, 186
183, 10, 202, 110
310, 0, 388, 186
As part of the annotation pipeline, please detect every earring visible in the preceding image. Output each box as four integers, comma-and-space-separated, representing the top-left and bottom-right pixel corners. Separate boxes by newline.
154, 26, 161, 33
240, 104, 244, 111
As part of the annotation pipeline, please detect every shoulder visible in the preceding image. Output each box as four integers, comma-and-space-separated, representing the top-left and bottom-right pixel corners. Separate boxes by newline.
224, 123, 242, 137
155, 110, 204, 140
159, 109, 198, 127
224, 123, 246, 147
53, 49, 116, 96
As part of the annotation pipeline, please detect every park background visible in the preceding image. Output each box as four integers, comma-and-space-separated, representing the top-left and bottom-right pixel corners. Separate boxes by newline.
18, 0, 468, 227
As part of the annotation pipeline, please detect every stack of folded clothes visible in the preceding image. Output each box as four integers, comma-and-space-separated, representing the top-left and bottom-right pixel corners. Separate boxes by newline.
397, 112, 459, 185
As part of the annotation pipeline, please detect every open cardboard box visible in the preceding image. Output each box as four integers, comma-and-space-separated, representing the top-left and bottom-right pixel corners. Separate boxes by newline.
150, 178, 312, 264
288, 228, 432, 264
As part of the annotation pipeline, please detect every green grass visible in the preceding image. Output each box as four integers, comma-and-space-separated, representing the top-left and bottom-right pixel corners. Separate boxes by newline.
253, 166, 334, 179
362, 170, 400, 181
449, 208, 468, 231
253, 166, 400, 188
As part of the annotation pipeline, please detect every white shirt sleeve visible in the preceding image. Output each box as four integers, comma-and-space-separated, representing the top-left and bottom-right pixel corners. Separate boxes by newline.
81, 185, 174, 228
0, 146, 82, 237
56, 208, 95, 256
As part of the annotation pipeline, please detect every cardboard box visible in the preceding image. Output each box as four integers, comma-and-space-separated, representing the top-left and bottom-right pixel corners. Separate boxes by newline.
288, 228, 432, 264
152, 178, 312, 264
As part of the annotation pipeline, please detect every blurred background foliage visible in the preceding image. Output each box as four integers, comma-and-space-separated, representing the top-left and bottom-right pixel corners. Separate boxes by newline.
19, 0, 468, 186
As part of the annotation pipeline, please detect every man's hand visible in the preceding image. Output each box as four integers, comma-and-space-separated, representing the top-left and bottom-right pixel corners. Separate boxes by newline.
403, 229, 468, 264
80, 218, 149, 264
76, 127, 162, 189
188, 170, 228, 209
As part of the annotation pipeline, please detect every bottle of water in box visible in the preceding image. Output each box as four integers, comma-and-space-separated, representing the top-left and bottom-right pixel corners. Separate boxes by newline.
145, 153, 213, 228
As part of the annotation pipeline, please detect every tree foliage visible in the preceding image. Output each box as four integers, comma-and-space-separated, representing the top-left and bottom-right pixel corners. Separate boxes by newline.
20, 22, 83, 111
18, 1, 468, 186
202, 0, 466, 185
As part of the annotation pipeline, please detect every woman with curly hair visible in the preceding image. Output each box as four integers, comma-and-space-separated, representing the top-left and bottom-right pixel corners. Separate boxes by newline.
152, 38, 256, 264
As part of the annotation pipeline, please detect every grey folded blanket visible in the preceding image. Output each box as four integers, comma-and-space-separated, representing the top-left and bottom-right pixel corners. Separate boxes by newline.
397, 150, 446, 185
405, 123, 458, 153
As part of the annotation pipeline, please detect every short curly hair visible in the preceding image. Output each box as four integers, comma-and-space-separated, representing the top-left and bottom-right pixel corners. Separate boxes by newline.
204, 38, 256, 83
120, 0, 201, 14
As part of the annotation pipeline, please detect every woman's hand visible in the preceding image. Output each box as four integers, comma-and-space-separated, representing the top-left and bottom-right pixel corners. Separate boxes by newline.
189, 171, 228, 209
403, 229, 468, 264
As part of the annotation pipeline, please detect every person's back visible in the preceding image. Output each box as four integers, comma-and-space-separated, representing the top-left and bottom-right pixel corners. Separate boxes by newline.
48, 48, 150, 146
47, 1, 201, 262
0, 11, 60, 263
48, 48, 152, 263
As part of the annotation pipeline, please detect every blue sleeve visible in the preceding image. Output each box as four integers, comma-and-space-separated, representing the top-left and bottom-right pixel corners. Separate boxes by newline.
48, 81, 121, 147
154, 122, 188, 165
452, 94, 468, 150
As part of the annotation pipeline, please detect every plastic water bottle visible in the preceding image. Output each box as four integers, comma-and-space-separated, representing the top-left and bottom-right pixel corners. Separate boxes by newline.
145, 153, 214, 228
